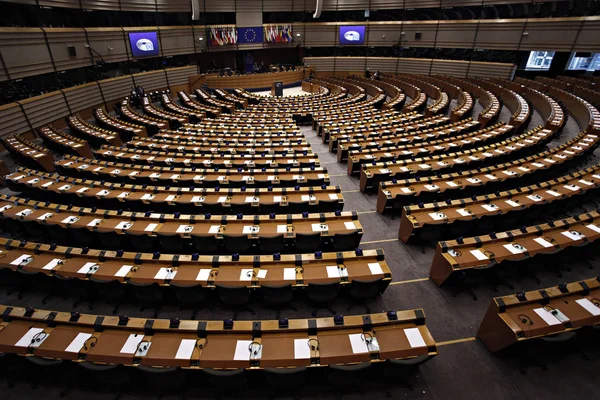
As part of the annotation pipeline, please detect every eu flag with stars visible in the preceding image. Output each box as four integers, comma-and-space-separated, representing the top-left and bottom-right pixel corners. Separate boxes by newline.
237, 27, 263, 44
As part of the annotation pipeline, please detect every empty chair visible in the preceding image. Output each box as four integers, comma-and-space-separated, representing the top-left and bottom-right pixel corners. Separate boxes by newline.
70, 227, 99, 248
125, 232, 156, 252
332, 231, 361, 251
190, 234, 220, 254
318, 199, 341, 213
327, 362, 372, 396
346, 278, 383, 313
215, 284, 255, 318
223, 234, 252, 254
43, 223, 71, 245
21, 220, 47, 242
172, 284, 205, 319
158, 233, 188, 253
261, 284, 296, 319
99, 231, 126, 250
229, 202, 253, 215
90, 279, 126, 314
265, 366, 307, 399
131, 282, 163, 318
307, 281, 340, 317
203, 368, 247, 396
295, 232, 322, 253
259, 234, 285, 254
288, 201, 310, 214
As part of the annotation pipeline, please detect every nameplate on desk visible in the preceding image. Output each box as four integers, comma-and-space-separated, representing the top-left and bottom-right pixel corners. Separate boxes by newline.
43, 258, 63, 271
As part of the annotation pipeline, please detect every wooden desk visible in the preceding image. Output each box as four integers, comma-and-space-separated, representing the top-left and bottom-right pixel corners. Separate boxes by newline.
67, 115, 123, 147
38, 126, 93, 158
1, 136, 55, 172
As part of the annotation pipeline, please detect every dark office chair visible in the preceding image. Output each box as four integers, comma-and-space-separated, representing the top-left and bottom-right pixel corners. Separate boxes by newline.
265, 366, 307, 400
158, 233, 188, 253
172, 285, 206, 319
307, 281, 340, 317
319, 199, 341, 213
261, 284, 296, 319
203, 368, 247, 397
332, 231, 362, 251
43, 223, 72, 245
21, 220, 47, 242
215, 284, 255, 318
90, 279, 126, 314
70, 227, 99, 249
223, 234, 252, 254
229, 202, 253, 215
131, 282, 163, 318
99, 230, 125, 250
307, 177, 325, 186
295, 232, 322, 253
260, 202, 287, 214
288, 201, 309, 214
125, 232, 156, 252
190, 234, 220, 254
327, 362, 372, 397
346, 278, 383, 313
259, 234, 286, 254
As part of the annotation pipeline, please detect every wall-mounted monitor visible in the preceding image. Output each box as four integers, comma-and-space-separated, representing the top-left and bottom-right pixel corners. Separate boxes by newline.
524, 51, 555, 71
128, 32, 160, 58
339, 26, 366, 45
567, 52, 600, 71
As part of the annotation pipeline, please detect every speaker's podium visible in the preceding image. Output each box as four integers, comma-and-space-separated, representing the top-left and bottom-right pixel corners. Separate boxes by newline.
271, 81, 283, 97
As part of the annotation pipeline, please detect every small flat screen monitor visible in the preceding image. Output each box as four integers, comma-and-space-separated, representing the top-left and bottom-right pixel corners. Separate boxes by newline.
129, 32, 160, 58
567, 52, 600, 72
524, 51, 555, 71
339, 26, 366, 45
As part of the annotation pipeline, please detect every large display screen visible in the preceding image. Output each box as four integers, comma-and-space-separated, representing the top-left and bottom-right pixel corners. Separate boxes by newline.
339, 26, 366, 45
524, 51, 555, 71
128, 32, 160, 58
567, 52, 600, 71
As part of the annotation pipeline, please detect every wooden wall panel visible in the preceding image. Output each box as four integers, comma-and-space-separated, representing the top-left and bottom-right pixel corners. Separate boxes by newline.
203, 0, 236, 13
0, 103, 30, 138
159, 26, 195, 57
397, 58, 432, 75
366, 57, 397, 73
303, 57, 335, 72
367, 23, 403, 47
334, 0, 368, 11
38, 0, 80, 7
430, 59, 468, 77
0, 28, 54, 79
468, 61, 514, 79
44, 28, 91, 72
20, 91, 69, 129
85, 28, 130, 64
99, 75, 135, 103
263, 0, 293, 12
0, 55, 8, 81
235, 0, 262, 12
166, 66, 197, 87
475, 20, 525, 51
436, 21, 477, 49
334, 57, 367, 75
133, 70, 168, 91
574, 17, 600, 53
401, 21, 438, 48
63, 83, 103, 114
304, 24, 337, 47
157, 0, 191, 12
120, 0, 157, 12
81, 0, 120, 10
520, 18, 581, 52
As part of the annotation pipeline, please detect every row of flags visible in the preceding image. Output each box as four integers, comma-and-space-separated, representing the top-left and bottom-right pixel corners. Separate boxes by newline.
208, 25, 294, 46
264, 24, 293, 43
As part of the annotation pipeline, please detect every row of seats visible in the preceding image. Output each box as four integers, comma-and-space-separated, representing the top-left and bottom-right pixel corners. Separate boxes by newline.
38, 126, 93, 159
177, 91, 221, 118
141, 96, 188, 129
93, 107, 146, 141
67, 114, 123, 147
1, 135, 55, 172
159, 93, 204, 123
118, 100, 168, 135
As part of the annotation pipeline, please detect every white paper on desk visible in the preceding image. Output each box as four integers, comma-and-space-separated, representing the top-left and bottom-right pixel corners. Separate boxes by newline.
586, 224, 600, 234
470, 249, 488, 261
196, 269, 212, 281
454, 209, 469, 217
576, 299, 600, 316
115, 221, 132, 230
58, 185, 72, 191
165, 195, 176, 202
579, 179, 594, 186
428, 212, 446, 221
84, 218, 101, 227
177, 225, 194, 234
404, 327, 426, 348
526, 195, 543, 202
115, 265, 133, 277
544, 158, 556, 164
326, 265, 341, 278
0, 205, 12, 212
26, 178, 39, 184
563, 185, 580, 192
206, 225, 220, 234
129, 172, 139, 177
175, 339, 197, 360
294, 338, 311, 359
217, 196, 228, 203
368, 262, 384, 275
533, 237, 553, 248
401, 187, 412, 194
481, 204, 499, 212
15, 328, 45, 347
62, 216, 79, 224
312, 223, 328, 232
245, 196, 257, 203
141, 194, 154, 200
36, 212, 53, 221
283, 268, 296, 281
155, 267, 177, 280
561, 231, 585, 241
43, 258, 63, 270
118, 192, 130, 199
233, 340, 253, 361
193, 176, 205, 181
329, 193, 339, 200
546, 190, 561, 197
532, 163, 545, 168
348, 333, 369, 354
16, 209, 32, 217
77, 262, 99, 274
484, 174, 498, 181
344, 221, 356, 230
273, 196, 282, 203
503, 244, 526, 254
257, 269, 267, 279
144, 223, 158, 232
93, 167, 103, 172
533, 308, 562, 326
65, 332, 93, 353
120, 333, 145, 354
301, 195, 310, 202
446, 181, 458, 187
191, 196, 204, 203
240, 269, 254, 281
242, 226, 259, 234
276, 225, 287, 233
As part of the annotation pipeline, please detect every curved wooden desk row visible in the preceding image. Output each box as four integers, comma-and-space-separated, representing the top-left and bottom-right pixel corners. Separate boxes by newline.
0, 305, 436, 369
339, 118, 481, 163
0, 195, 361, 252
55, 156, 331, 188
331, 115, 449, 154
471, 78, 531, 130
176, 91, 221, 118
195, 88, 236, 113
141, 97, 188, 128
452, 91, 474, 122
119, 100, 169, 134
1, 136, 55, 173
477, 277, 600, 353
313, 108, 408, 134
67, 115, 123, 147
547, 86, 600, 134
187, 115, 296, 125
430, 211, 600, 286
478, 91, 501, 127
359, 126, 551, 192
38, 126, 93, 159
5, 168, 344, 214
93, 108, 147, 139
126, 137, 312, 155
214, 89, 248, 109
377, 131, 600, 213
398, 164, 600, 243
373, 80, 405, 110
346, 121, 506, 175
522, 87, 565, 132
94, 147, 321, 169
398, 75, 448, 116
0, 241, 391, 291
160, 94, 205, 123
156, 130, 304, 143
